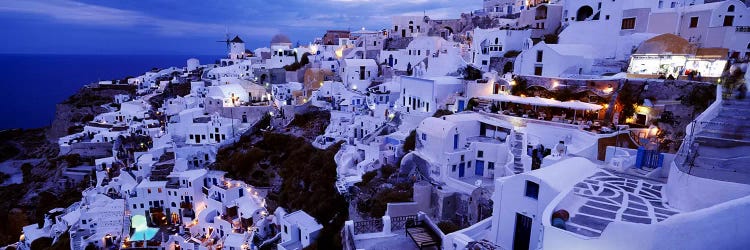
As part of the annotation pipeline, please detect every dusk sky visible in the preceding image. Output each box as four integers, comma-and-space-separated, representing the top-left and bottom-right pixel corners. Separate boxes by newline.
0, 0, 480, 55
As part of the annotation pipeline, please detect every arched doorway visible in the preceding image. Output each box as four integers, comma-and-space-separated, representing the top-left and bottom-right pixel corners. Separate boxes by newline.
576, 6, 594, 21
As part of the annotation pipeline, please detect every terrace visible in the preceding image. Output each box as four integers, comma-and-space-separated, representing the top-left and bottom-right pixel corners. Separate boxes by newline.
552, 170, 680, 238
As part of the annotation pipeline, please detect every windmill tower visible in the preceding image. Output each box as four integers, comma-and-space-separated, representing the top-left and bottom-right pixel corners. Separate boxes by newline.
217, 33, 245, 60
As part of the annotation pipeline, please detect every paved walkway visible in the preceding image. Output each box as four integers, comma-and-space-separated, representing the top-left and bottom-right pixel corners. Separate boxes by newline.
563, 170, 680, 237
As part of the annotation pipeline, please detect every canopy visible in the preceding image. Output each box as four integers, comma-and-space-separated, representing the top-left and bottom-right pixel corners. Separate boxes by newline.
484, 94, 603, 111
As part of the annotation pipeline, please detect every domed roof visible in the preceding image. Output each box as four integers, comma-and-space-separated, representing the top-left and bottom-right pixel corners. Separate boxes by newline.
270, 34, 292, 45
635, 33, 694, 55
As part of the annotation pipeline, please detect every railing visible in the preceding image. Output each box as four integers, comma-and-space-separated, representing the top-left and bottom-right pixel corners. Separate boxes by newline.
391, 215, 418, 231
736, 26, 750, 32
353, 219, 384, 235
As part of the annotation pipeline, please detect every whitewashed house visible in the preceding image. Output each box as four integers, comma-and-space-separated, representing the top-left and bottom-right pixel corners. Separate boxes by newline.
276, 208, 323, 250
397, 76, 464, 114
515, 42, 597, 77
340, 59, 378, 90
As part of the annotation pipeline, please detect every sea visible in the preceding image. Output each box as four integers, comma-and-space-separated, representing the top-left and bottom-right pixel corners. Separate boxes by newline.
0, 54, 221, 130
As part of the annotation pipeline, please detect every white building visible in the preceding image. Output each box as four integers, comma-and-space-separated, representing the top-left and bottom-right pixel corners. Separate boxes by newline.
340, 59, 378, 90
276, 208, 323, 250
391, 16, 430, 38
471, 28, 531, 71
397, 76, 464, 114
515, 42, 597, 77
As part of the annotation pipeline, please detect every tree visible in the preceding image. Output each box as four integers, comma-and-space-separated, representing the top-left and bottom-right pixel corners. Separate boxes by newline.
510, 77, 528, 96
432, 109, 454, 118
30, 237, 52, 250
403, 130, 416, 153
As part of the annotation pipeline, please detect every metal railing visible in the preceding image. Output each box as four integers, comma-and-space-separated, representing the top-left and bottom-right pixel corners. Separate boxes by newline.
353, 219, 384, 235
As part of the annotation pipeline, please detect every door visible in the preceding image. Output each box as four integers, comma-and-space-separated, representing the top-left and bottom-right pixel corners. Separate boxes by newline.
459, 163, 465, 177
402, 29, 406, 37
453, 134, 459, 149
475, 160, 484, 176
458, 100, 465, 112
195, 135, 201, 144
513, 213, 533, 250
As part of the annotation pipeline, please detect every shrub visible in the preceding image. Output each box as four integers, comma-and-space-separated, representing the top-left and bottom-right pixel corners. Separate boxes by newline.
432, 109, 454, 118
403, 130, 416, 153
438, 221, 460, 234
361, 171, 377, 186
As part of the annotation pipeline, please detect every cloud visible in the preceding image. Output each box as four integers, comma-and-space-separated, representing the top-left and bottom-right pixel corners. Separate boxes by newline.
0, 0, 279, 37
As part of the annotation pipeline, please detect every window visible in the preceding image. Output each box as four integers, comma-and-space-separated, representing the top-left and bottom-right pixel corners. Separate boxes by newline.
461, 155, 465, 162
689, 17, 699, 28
421, 133, 426, 140
728, 5, 735, 12
477, 150, 484, 158
723, 16, 734, 27
148, 189, 152, 194
534, 66, 543, 76
452, 165, 457, 172
525, 181, 540, 199
488, 162, 495, 170
536, 50, 543, 62
670, 2, 676, 8
658, 0, 663, 8
482, 60, 488, 65
621, 18, 636, 30
190, 134, 194, 139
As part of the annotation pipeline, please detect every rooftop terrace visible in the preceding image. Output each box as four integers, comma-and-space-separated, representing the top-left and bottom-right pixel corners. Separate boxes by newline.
558, 170, 680, 238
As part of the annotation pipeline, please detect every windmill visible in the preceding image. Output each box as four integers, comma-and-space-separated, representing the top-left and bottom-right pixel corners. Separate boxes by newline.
217, 32, 232, 52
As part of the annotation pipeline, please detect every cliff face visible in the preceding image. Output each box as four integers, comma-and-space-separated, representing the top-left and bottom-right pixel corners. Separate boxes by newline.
46, 85, 135, 141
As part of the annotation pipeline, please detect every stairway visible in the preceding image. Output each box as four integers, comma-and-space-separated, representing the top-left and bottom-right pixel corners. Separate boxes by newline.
475, 99, 493, 112
682, 97, 750, 183
511, 131, 525, 174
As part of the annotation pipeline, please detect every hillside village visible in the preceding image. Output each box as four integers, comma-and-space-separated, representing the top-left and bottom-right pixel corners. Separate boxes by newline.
2, 0, 750, 249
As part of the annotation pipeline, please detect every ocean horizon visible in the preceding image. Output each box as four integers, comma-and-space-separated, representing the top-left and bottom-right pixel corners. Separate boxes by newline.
0, 54, 221, 130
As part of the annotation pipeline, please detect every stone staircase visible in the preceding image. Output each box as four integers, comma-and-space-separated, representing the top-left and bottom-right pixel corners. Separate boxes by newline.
475, 99, 493, 112
511, 131, 525, 174
681, 97, 750, 183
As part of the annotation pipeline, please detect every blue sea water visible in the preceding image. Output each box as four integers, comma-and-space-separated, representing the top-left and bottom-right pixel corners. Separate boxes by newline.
0, 54, 221, 129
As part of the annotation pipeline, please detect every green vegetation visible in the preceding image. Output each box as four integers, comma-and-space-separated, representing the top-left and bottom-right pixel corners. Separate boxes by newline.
283, 52, 311, 71
437, 221, 460, 234
213, 132, 347, 249
355, 166, 413, 218
432, 109, 454, 118
465, 98, 480, 111
510, 77, 528, 96
403, 130, 416, 153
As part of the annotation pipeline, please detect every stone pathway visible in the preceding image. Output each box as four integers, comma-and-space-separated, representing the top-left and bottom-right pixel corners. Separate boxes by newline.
564, 170, 680, 237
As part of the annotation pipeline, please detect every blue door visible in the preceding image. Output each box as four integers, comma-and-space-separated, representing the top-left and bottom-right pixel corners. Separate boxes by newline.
475, 160, 484, 176
458, 100, 465, 112
453, 134, 459, 149
459, 163, 465, 178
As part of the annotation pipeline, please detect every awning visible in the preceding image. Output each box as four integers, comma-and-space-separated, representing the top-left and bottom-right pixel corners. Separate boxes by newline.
483, 94, 603, 110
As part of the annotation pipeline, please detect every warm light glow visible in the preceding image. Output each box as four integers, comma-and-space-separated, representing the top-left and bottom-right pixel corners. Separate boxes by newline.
509, 80, 516, 86
335, 47, 344, 58
388, 113, 395, 119
352, 85, 358, 90
603, 103, 609, 109
520, 94, 526, 97
552, 81, 559, 88
269, 111, 274, 116
603, 87, 614, 94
